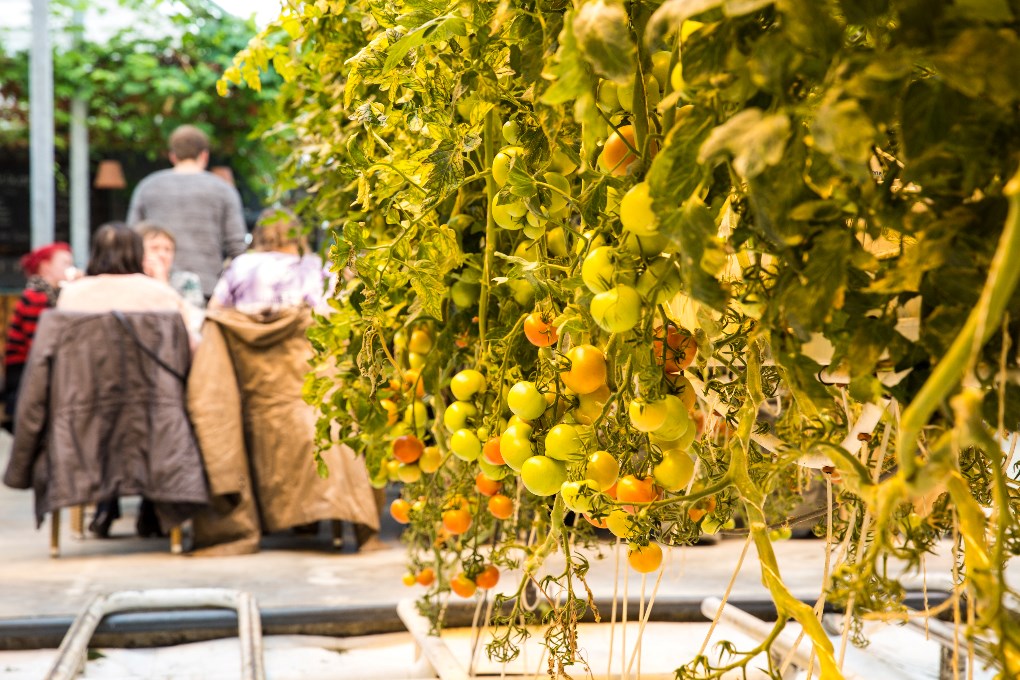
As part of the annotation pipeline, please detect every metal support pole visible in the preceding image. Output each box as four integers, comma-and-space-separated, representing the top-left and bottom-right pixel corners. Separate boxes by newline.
69, 9, 89, 266
29, 0, 55, 249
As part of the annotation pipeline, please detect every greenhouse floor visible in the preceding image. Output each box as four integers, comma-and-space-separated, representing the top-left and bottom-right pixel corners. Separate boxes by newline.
0, 434, 1002, 678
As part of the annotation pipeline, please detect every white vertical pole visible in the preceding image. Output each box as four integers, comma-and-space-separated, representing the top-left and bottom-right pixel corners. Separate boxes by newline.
69, 9, 89, 267
29, 0, 55, 249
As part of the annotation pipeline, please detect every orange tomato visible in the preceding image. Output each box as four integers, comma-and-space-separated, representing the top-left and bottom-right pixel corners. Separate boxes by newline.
390, 499, 411, 524
442, 507, 473, 534
601, 125, 639, 176
403, 368, 426, 398
616, 475, 656, 504
524, 312, 559, 347
688, 495, 717, 523
627, 542, 663, 573
653, 324, 696, 373
560, 344, 608, 395
450, 572, 477, 598
393, 435, 424, 464
416, 567, 435, 586
584, 513, 609, 529
475, 472, 502, 497
488, 494, 514, 519
483, 437, 504, 465
476, 565, 500, 590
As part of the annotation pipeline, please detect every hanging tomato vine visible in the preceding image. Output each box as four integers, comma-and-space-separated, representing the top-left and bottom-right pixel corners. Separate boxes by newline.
224, 0, 1020, 676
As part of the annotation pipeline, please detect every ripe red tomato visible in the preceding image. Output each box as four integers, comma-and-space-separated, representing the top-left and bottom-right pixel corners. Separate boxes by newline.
488, 494, 514, 519
524, 312, 559, 347
476, 565, 500, 589
393, 435, 424, 464
653, 324, 696, 374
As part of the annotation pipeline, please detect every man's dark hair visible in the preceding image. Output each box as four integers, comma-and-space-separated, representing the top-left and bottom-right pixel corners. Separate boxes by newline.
87, 222, 145, 276
168, 125, 210, 161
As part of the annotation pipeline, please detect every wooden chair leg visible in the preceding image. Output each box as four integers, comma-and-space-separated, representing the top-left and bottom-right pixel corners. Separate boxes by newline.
170, 526, 183, 554
70, 505, 85, 540
50, 509, 61, 558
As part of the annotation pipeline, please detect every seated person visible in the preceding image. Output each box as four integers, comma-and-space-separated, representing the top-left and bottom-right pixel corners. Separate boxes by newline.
2, 242, 76, 430
137, 221, 206, 308
189, 208, 382, 554
57, 222, 197, 537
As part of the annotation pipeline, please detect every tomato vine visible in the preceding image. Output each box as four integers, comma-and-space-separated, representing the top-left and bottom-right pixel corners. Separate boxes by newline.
226, 0, 1020, 676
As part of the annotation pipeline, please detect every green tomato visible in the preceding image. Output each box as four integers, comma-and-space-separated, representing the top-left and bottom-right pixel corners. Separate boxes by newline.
629, 397, 670, 433
652, 451, 695, 492
670, 62, 683, 91
520, 455, 567, 497
590, 284, 642, 333
547, 227, 570, 258
493, 201, 527, 230
502, 120, 521, 145
636, 256, 682, 305
651, 51, 672, 86
544, 171, 570, 214
500, 423, 535, 471
620, 182, 657, 236
492, 146, 524, 186
407, 351, 426, 370
450, 428, 482, 461
544, 423, 585, 461
450, 280, 480, 308
621, 229, 668, 258
581, 246, 619, 294
478, 457, 512, 481
451, 369, 486, 401
507, 381, 546, 420
550, 149, 578, 176
507, 279, 535, 306
404, 400, 428, 429
560, 479, 600, 513
444, 400, 478, 433
652, 395, 692, 441
523, 222, 546, 240
584, 450, 620, 491
617, 76, 636, 113
597, 79, 620, 111
653, 419, 697, 451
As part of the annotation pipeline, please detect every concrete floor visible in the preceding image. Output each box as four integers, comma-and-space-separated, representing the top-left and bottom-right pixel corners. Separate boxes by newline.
0, 432, 995, 678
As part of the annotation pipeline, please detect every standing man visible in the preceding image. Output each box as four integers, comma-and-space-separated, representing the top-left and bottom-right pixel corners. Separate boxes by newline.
127, 125, 248, 301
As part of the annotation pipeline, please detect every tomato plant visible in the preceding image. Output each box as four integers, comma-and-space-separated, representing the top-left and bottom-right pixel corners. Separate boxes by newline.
228, 0, 1020, 676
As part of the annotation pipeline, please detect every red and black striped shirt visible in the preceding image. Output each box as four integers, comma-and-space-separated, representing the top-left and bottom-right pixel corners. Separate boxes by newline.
4, 277, 59, 367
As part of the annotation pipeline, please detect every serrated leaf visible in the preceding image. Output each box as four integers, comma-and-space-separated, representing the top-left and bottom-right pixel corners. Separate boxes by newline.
408, 260, 445, 319
542, 11, 594, 105
572, 0, 635, 83
699, 108, 790, 179
382, 15, 466, 73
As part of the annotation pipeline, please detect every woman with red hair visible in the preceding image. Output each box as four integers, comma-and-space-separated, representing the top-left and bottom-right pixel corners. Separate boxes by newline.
2, 243, 76, 429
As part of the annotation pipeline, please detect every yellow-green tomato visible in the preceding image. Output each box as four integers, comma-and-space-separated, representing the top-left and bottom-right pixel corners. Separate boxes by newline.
622, 229, 668, 258
606, 508, 636, 538
653, 395, 693, 441
590, 284, 642, 333
597, 79, 620, 111
581, 246, 619, 294
520, 455, 567, 496
507, 381, 546, 420
544, 423, 585, 461
444, 400, 478, 433
493, 201, 527, 230
547, 227, 570, 258
560, 479, 600, 513
629, 397, 670, 433
550, 149, 578, 176
523, 222, 545, 240
500, 423, 536, 471
407, 351, 426, 370
544, 171, 570, 214
636, 256, 682, 305
502, 120, 521, 145
652, 451, 695, 492
450, 280, 480, 308
396, 463, 423, 484
653, 420, 697, 451
492, 146, 524, 186
620, 182, 657, 236
670, 62, 683, 91
507, 279, 534, 306
651, 51, 672, 86
450, 428, 482, 461
478, 457, 512, 481
584, 450, 620, 491
451, 369, 486, 401
404, 401, 428, 427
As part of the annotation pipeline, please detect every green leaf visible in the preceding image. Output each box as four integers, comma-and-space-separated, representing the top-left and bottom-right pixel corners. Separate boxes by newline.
542, 10, 595, 105
382, 15, 466, 73
571, 0, 635, 83
930, 28, 1020, 107
698, 108, 791, 179
408, 260, 445, 320
809, 98, 876, 179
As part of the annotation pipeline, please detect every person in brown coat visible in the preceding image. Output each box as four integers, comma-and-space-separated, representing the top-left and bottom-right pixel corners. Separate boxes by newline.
188, 208, 381, 554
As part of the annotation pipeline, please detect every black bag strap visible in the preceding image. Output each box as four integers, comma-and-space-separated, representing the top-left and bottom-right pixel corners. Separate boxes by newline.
111, 311, 187, 383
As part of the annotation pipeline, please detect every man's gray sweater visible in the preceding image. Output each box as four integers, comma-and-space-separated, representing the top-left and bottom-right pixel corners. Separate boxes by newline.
127, 170, 248, 297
